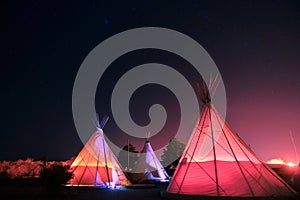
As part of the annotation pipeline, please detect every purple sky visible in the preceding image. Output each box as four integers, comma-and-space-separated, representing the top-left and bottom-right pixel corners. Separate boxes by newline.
1, 1, 299, 162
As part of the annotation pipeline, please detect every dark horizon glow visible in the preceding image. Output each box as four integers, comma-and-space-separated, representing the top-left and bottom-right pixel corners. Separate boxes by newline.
1, 1, 300, 163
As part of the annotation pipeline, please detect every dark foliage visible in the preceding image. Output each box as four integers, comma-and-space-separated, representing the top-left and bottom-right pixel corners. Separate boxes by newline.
0, 170, 10, 180
118, 143, 139, 171
161, 138, 185, 168
39, 161, 73, 190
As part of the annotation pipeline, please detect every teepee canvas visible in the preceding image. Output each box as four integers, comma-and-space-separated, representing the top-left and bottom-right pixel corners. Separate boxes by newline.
131, 138, 169, 183
69, 116, 129, 187
167, 78, 295, 197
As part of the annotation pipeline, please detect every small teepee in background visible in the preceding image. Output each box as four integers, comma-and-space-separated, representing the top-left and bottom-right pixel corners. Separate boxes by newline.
69, 115, 129, 187
167, 76, 296, 196
131, 134, 169, 183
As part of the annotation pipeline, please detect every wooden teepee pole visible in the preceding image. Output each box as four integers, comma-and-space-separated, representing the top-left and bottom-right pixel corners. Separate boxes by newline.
127, 139, 130, 170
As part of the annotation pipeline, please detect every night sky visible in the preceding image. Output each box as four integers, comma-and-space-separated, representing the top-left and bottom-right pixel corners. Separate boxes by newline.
1, 0, 300, 163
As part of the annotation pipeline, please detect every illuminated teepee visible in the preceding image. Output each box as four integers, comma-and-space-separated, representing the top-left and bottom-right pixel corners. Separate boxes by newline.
131, 137, 169, 183
69, 116, 129, 187
167, 77, 296, 197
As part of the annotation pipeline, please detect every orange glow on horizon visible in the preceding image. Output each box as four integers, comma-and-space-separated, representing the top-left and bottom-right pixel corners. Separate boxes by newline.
266, 158, 285, 165
266, 158, 297, 167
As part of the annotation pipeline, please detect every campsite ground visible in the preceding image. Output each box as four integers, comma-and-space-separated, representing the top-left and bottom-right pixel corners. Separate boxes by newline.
0, 184, 299, 200
1, 170, 300, 200
1, 184, 162, 200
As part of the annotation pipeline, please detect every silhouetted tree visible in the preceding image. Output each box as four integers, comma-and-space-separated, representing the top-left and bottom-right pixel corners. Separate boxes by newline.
117, 143, 138, 171
161, 137, 185, 167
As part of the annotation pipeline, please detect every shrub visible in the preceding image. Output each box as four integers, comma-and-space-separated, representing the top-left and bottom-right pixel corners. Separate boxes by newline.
39, 162, 73, 190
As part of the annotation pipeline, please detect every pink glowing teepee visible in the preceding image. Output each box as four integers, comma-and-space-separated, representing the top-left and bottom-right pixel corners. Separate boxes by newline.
167, 77, 296, 197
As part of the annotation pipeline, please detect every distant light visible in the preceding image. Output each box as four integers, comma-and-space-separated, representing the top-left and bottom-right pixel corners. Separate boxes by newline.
266, 158, 285, 165
266, 158, 297, 167
286, 162, 296, 167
